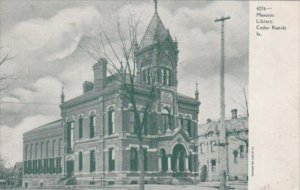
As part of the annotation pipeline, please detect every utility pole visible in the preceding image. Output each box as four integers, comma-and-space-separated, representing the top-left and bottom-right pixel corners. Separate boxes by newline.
215, 16, 230, 190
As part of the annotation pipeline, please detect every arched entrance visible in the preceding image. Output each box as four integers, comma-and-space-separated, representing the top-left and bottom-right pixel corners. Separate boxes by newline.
160, 149, 168, 172
171, 144, 186, 172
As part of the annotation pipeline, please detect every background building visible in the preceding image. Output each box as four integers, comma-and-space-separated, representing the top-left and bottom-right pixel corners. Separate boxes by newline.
22, 120, 63, 188
198, 109, 248, 182
22, 6, 200, 188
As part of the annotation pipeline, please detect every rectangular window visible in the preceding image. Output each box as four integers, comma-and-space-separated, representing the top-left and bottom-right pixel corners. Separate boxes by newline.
56, 157, 62, 173
187, 119, 192, 137
211, 159, 216, 172
34, 143, 38, 159
58, 139, 61, 156
79, 117, 83, 139
90, 150, 96, 172
147, 68, 151, 85
161, 68, 165, 84
240, 145, 245, 158
79, 152, 83, 171
211, 141, 216, 152
130, 148, 138, 171
129, 111, 135, 134
30, 144, 33, 160
90, 116, 95, 138
200, 143, 204, 154
234, 151, 238, 164
40, 143, 43, 158
165, 69, 170, 86
52, 140, 55, 157
140, 112, 148, 135
108, 111, 115, 135
43, 159, 48, 174
143, 148, 147, 171
49, 158, 54, 174
109, 148, 115, 171
143, 69, 147, 83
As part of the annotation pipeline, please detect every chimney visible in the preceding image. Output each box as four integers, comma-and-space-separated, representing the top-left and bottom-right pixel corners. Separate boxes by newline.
206, 118, 212, 123
231, 109, 238, 119
83, 81, 94, 93
93, 58, 107, 90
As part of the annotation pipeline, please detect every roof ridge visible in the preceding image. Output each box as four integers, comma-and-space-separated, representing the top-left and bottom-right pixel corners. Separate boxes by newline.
139, 12, 168, 49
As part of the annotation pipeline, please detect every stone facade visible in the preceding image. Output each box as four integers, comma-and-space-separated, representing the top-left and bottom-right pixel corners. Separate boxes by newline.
22, 7, 200, 188
22, 120, 64, 188
198, 109, 248, 182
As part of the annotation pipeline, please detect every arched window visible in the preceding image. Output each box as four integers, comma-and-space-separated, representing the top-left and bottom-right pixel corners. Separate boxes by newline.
89, 114, 96, 138
78, 116, 83, 139
67, 121, 74, 153
108, 109, 115, 135
185, 116, 192, 137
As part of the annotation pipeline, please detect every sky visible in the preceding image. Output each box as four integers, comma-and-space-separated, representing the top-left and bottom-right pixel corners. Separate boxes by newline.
0, 0, 248, 166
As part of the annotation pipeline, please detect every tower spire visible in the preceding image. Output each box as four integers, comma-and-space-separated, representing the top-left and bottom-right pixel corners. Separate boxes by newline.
154, 0, 158, 13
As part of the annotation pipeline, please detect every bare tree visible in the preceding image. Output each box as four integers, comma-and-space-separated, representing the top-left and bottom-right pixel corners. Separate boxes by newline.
0, 46, 14, 94
81, 12, 157, 190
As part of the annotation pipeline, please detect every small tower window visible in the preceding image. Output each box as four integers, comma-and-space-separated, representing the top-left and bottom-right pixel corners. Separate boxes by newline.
161, 68, 171, 86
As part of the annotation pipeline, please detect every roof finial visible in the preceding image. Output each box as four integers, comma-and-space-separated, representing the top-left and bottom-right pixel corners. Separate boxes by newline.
195, 82, 199, 100
154, 0, 158, 13
61, 86, 65, 103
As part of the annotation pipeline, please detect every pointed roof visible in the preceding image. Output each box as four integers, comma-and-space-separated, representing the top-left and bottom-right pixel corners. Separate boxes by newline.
139, 12, 170, 49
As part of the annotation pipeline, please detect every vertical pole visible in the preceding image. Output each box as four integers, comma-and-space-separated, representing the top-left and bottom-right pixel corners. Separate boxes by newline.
215, 16, 230, 190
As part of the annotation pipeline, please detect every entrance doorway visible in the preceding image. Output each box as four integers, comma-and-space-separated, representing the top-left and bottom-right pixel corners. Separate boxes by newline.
171, 144, 186, 173
66, 161, 74, 177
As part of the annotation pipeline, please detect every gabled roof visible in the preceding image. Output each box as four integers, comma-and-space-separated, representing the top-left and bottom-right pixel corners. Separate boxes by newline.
139, 12, 170, 49
198, 117, 248, 136
24, 119, 62, 135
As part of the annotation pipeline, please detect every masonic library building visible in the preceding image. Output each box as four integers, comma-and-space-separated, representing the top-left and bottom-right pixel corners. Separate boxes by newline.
22, 7, 200, 188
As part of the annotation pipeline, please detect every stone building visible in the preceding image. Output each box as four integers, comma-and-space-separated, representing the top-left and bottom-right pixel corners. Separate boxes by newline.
23, 120, 63, 188
198, 109, 248, 182
22, 5, 200, 188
